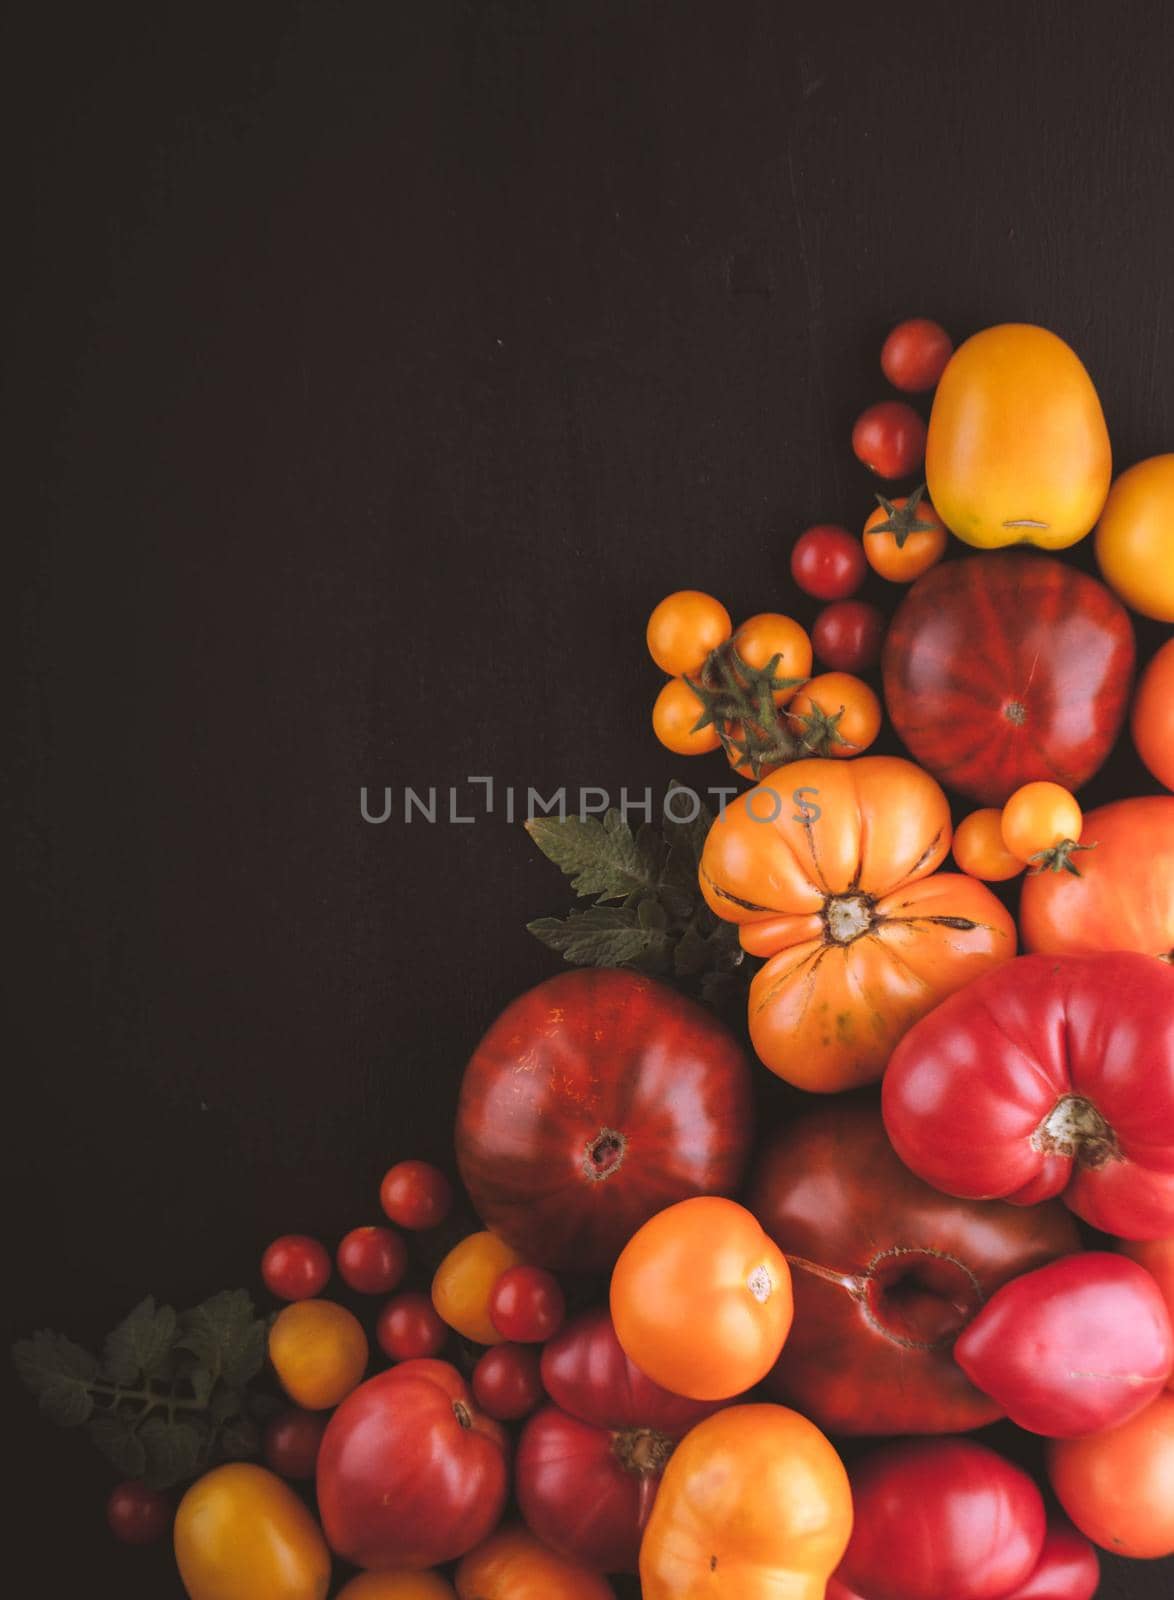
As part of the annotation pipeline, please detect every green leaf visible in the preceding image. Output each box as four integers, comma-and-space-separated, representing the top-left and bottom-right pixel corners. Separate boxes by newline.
187, 1365, 215, 1408
13, 1331, 98, 1396
528, 907, 672, 969
673, 922, 712, 978
177, 1291, 265, 1387
103, 1297, 178, 1386
139, 1417, 206, 1490
89, 1412, 147, 1478
219, 1415, 260, 1461
525, 811, 654, 901
38, 1376, 94, 1427
209, 1385, 244, 1426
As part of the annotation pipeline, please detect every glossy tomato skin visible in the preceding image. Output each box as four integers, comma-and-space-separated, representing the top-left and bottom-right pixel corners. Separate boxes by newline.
106, 1480, 171, 1544
1132, 637, 1174, 788
455, 970, 752, 1271
472, 1343, 544, 1421
455, 1524, 616, 1600
747, 1098, 1079, 1435
1120, 1237, 1174, 1387
880, 318, 953, 392
1094, 453, 1174, 621
431, 1230, 523, 1345
541, 1306, 720, 1435
337, 1226, 408, 1295
263, 1408, 329, 1480
882, 553, 1135, 804
883, 953, 1174, 1239
316, 1359, 508, 1570
262, 1235, 332, 1302
380, 1161, 453, 1231
336, 1572, 457, 1600
837, 1439, 1046, 1600
1048, 1389, 1174, 1559
1002, 1515, 1099, 1600
790, 525, 867, 600
174, 1463, 331, 1600
488, 1265, 565, 1343
375, 1291, 447, 1362
852, 401, 927, 479
812, 600, 885, 672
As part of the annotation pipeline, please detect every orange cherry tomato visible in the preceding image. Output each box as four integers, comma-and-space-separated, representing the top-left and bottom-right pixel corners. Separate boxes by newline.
952, 808, 1025, 882
1094, 454, 1174, 621
731, 613, 813, 704
336, 1574, 457, 1600
1000, 782, 1086, 871
652, 678, 721, 757
640, 1404, 852, 1600
455, 1524, 616, 1600
174, 1463, 331, 1600
1048, 1390, 1174, 1559
1132, 638, 1174, 790
610, 1196, 792, 1401
863, 488, 947, 582
268, 1300, 368, 1411
431, 1230, 524, 1345
647, 591, 732, 677
786, 672, 881, 758
1119, 1239, 1174, 1389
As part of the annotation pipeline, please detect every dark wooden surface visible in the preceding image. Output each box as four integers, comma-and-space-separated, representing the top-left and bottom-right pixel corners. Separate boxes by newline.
7, 2, 1173, 1592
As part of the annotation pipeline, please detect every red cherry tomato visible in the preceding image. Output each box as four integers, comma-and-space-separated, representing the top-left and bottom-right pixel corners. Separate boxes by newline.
489, 1266, 566, 1343
790, 524, 867, 601
812, 600, 886, 673
472, 1342, 545, 1421
852, 401, 927, 479
376, 1291, 448, 1361
880, 319, 954, 393
262, 1407, 329, 1480
261, 1234, 332, 1302
380, 1160, 454, 1230
337, 1225, 408, 1295
105, 1480, 171, 1545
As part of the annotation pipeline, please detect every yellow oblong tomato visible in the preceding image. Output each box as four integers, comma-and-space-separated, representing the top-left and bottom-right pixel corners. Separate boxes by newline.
432, 1230, 524, 1345
640, 1404, 852, 1600
926, 324, 1111, 550
455, 1525, 616, 1600
699, 756, 1017, 1091
174, 1463, 331, 1600
268, 1299, 368, 1410
1095, 454, 1174, 621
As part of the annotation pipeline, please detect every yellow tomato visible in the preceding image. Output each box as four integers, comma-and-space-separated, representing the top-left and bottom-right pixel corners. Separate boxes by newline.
1094, 454, 1174, 621
652, 677, 721, 756
337, 1573, 457, 1600
952, 808, 1024, 882
1000, 781, 1084, 868
268, 1299, 368, 1410
432, 1230, 524, 1344
926, 324, 1111, 550
646, 590, 732, 677
174, 1463, 331, 1600
456, 1525, 616, 1600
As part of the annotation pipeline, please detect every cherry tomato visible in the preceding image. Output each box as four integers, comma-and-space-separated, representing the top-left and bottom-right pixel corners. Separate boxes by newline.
863, 489, 947, 581
336, 1573, 457, 1600
263, 1408, 329, 1480
106, 1480, 171, 1545
268, 1299, 369, 1410
731, 612, 813, 703
812, 600, 886, 673
261, 1235, 331, 1302
651, 677, 720, 756
852, 401, 927, 479
881, 318, 954, 393
1131, 637, 1174, 790
646, 590, 731, 677
790, 525, 867, 601
953, 808, 1025, 882
489, 1265, 566, 1343
472, 1342, 545, 1420
377, 1290, 448, 1362
1048, 1389, 1174, 1559
1001, 782, 1087, 871
380, 1160, 453, 1230
786, 672, 881, 758
337, 1225, 408, 1295
432, 1230, 525, 1345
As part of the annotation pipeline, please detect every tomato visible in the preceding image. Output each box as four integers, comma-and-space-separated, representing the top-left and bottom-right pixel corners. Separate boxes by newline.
269, 1300, 368, 1410
1094, 453, 1174, 620
1120, 1238, 1174, 1386
263, 1408, 329, 1480
488, 1265, 565, 1343
730, 612, 812, 701
640, 1404, 852, 1600
883, 952, 1174, 1239
1048, 1389, 1174, 1559
106, 1479, 170, 1544
317, 1359, 509, 1570
455, 1525, 616, 1600
380, 1161, 453, 1230
837, 1439, 1046, 1600
852, 400, 927, 479
1001, 1515, 1099, 1600
862, 488, 947, 581
455, 969, 752, 1270
880, 318, 953, 393
1019, 795, 1174, 959
261, 1235, 331, 1302
953, 808, 1024, 882
472, 1342, 544, 1421
336, 1573, 456, 1600
610, 1196, 792, 1400
432, 1231, 524, 1345
790, 525, 867, 600
1000, 781, 1086, 872
337, 1226, 408, 1295
954, 1252, 1174, 1436
174, 1463, 331, 1600
748, 1098, 1079, 1436
926, 323, 1111, 550
1133, 638, 1174, 789
812, 599, 885, 673
786, 672, 881, 758
882, 553, 1135, 804
646, 590, 732, 677
651, 677, 720, 755
376, 1291, 447, 1362
699, 755, 1016, 1091
542, 1306, 720, 1435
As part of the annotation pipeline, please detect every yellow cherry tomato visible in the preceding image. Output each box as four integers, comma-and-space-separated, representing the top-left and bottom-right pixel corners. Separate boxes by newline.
786, 672, 881, 758
268, 1299, 368, 1410
646, 590, 732, 677
432, 1230, 524, 1345
174, 1463, 331, 1600
863, 489, 948, 581
731, 613, 813, 703
337, 1573, 457, 1600
651, 677, 721, 756
1094, 454, 1174, 621
1001, 782, 1086, 870
926, 324, 1111, 550
952, 808, 1025, 882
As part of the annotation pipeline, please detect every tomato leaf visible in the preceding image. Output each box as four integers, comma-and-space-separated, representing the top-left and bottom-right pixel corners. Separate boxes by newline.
103, 1296, 179, 1387
177, 1290, 266, 1387
139, 1416, 208, 1490
527, 906, 673, 969
89, 1412, 148, 1478
525, 811, 655, 901
13, 1331, 99, 1420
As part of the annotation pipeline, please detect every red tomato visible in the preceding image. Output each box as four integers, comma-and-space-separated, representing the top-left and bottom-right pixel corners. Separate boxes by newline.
472, 1343, 544, 1421
316, 1358, 509, 1570
376, 1291, 447, 1362
852, 400, 927, 479
380, 1161, 453, 1230
1120, 1238, 1174, 1387
1001, 1515, 1099, 1600
880, 318, 953, 392
488, 1266, 565, 1343
1132, 636, 1174, 789
883, 953, 1174, 1239
261, 1235, 332, 1302
105, 1480, 171, 1545
790, 524, 867, 600
812, 600, 885, 672
337, 1226, 408, 1295
1048, 1389, 1174, 1559
540, 1307, 720, 1436
263, 1408, 329, 1480
455, 970, 752, 1271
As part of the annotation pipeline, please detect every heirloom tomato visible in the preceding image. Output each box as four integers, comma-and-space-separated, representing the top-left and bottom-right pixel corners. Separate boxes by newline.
646, 590, 731, 677
455, 969, 752, 1270
785, 672, 881, 757
852, 400, 927, 479
882, 552, 1135, 804
1132, 637, 1174, 788
862, 489, 947, 582
925, 323, 1111, 550
174, 1463, 330, 1600
455, 1525, 616, 1600
336, 1576, 456, 1600
952, 808, 1023, 881
1048, 1390, 1174, 1559
880, 317, 953, 392
639, 1404, 852, 1600
268, 1299, 368, 1410
652, 677, 720, 755
698, 755, 1015, 1091
1120, 1237, 1174, 1385
1094, 453, 1174, 620
431, 1231, 524, 1346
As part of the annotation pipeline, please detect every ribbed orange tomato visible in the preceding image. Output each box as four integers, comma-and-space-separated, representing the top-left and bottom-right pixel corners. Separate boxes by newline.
455, 1525, 616, 1600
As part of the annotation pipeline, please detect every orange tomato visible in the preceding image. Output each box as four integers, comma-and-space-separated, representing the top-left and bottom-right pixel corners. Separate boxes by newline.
337, 1575, 456, 1600
174, 1463, 331, 1600
862, 490, 947, 582
1048, 1390, 1174, 1559
639, 1404, 853, 1600
646, 591, 732, 677
1000, 781, 1086, 870
268, 1300, 368, 1411
1119, 1240, 1174, 1389
699, 756, 1017, 1091
1132, 638, 1174, 789
730, 613, 813, 703
1094, 454, 1174, 621
652, 678, 721, 757
610, 1196, 792, 1401
431, 1230, 524, 1345
786, 672, 881, 758
952, 808, 1024, 882
455, 1525, 616, 1600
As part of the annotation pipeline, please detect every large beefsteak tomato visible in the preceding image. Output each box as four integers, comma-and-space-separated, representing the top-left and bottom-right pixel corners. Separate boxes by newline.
882, 553, 1134, 804
698, 756, 1015, 1091
455, 969, 752, 1270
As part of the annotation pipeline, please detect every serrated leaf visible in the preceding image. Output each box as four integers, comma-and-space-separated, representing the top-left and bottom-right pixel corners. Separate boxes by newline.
13, 1331, 99, 1395
209, 1385, 243, 1426
525, 812, 654, 901
103, 1297, 178, 1386
219, 1415, 260, 1460
177, 1290, 264, 1385
89, 1412, 147, 1478
139, 1416, 206, 1490
673, 922, 712, 978
637, 897, 668, 930
527, 907, 671, 969
38, 1376, 94, 1426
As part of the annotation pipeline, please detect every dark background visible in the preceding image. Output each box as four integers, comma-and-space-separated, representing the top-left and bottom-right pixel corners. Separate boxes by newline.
7, 1, 1173, 1593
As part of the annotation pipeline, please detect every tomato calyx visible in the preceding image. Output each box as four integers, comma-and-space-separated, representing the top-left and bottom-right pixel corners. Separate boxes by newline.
1032, 1094, 1121, 1169
611, 1424, 675, 1477
1027, 837, 1097, 876
582, 1127, 627, 1182
822, 891, 876, 944
685, 643, 808, 780
866, 483, 936, 548
788, 698, 858, 757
